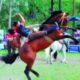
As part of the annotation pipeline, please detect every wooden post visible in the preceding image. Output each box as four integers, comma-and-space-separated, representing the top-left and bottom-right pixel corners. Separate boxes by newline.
73, 0, 76, 27
8, 0, 12, 28
50, 0, 54, 15
59, 0, 61, 11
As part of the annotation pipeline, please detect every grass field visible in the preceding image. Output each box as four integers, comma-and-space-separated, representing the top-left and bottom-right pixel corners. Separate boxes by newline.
0, 50, 80, 80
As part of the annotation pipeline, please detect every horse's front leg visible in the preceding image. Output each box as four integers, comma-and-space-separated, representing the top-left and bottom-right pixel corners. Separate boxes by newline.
50, 49, 57, 64
24, 66, 31, 80
61, 45, 67, 63
7, 46, 11, 54
45, 47, 51, 64
62, 35, 79, 44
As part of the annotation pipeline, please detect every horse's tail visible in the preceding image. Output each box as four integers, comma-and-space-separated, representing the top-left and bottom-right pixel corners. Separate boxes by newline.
0, 53, 19, 64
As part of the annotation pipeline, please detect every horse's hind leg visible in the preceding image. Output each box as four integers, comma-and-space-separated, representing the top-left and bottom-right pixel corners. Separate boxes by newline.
24, 60, 39, 80
63, 35, 79, 44
50, 48, 57, 60
24, 65, 39, 80
20, 45, 39, 80
50, 49, 57, 63
24, 66, 31, 80
31, 69, 39, 77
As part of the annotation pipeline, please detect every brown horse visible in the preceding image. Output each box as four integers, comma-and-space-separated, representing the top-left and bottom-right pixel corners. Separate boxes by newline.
19, 11, 78, 80
1, 11, 79, 80
7, 34, 21, 54
1, 30, 21, 64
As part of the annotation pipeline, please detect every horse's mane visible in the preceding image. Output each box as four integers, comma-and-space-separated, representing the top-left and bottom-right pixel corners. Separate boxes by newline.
39, 10, 62, 30
42, 10, 62, 24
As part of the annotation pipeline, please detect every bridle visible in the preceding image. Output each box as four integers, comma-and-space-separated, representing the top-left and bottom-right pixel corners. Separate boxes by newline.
53, 12, 68, 28
44, 12, 68, 43
59, 12, 67, 27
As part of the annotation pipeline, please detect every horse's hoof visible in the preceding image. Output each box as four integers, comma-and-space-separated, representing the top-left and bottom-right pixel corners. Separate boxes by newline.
53, 59, 57, 62
36, 73, 39, 77
61, 60, 68, 64
49, 62, 53, 64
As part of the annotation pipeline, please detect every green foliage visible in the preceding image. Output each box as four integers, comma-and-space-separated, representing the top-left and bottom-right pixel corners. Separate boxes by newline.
0, 0, 80, 29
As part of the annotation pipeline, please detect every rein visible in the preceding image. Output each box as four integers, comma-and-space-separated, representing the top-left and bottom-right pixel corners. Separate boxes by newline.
59, 13, 66, 27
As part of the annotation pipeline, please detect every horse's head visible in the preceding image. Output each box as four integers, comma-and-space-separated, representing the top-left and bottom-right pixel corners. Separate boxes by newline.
39, 11, 68, 30
50, 11, 68, 26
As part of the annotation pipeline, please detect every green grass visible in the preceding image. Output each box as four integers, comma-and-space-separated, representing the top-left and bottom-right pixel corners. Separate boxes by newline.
0, 49, 8, 55
34, 51, 80, 80
32, 63, 80, 80
68, 52, 80, 56
0, 50, 80, 80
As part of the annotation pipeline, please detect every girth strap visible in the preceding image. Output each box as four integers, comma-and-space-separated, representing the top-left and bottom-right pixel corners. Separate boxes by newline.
44, 36, 53, 43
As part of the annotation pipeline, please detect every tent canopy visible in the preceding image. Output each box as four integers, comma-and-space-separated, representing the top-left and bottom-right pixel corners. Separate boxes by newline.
68, 16, 80, 21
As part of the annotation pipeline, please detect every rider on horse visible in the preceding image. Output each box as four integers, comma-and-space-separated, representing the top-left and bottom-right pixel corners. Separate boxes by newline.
12, 13, 59, 41
12, 13, 31, 37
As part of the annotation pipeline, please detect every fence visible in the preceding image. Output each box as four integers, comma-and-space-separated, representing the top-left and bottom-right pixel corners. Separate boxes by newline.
68, 45, 80, 52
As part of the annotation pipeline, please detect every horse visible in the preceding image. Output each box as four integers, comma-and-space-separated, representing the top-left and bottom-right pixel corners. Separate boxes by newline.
45, 38, 71, 64
0, 29, 21, 64
7, 34, 21, 55
18, 11, 79, 80
45, 32, 72, 64
0, 11, 79, 80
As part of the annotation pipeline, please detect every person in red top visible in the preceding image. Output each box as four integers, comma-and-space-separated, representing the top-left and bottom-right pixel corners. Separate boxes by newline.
3, 29, 17, 49
5, 29, 18, 41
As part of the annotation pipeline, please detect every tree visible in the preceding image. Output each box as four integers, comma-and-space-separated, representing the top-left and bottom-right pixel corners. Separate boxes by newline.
72, 0, 76, 27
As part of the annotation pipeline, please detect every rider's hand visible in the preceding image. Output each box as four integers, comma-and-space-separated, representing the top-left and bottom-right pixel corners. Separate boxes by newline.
16, 13, 21, 16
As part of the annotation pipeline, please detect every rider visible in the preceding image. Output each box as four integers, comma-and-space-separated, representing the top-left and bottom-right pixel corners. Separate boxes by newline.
12, 13, 49, 41
12, 13, 30, 37
12, 13, 59, 42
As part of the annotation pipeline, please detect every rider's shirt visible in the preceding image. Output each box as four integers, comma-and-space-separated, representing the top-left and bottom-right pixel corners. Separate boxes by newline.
13, 21, 31, 37
16, 25, 31, 37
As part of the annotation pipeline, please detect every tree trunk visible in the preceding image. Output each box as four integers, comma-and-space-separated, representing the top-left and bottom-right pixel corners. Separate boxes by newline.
0, 0, 3, 12
8, 0, 12, 29
72, 0, 76, 27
